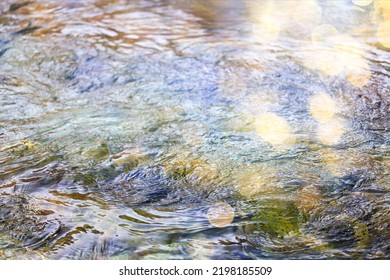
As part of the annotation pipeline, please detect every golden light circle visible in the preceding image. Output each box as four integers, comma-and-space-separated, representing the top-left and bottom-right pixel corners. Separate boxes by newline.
375, 0, 390, 21
377, 21, 390, 48
254, 112, 295, 147
309, 93, 337, 123
207, 202, 234, 228
352, 0, 373, 6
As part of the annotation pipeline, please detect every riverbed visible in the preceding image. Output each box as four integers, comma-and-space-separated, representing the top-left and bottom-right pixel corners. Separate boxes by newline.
0, 0, 389, 259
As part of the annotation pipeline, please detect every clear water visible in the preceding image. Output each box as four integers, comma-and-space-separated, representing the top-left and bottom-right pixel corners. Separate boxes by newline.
0, 0, 389, 259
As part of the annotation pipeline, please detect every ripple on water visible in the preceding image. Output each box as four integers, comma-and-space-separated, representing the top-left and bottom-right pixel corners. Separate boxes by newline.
0, 0, 389, 259
0, 193, 61, 254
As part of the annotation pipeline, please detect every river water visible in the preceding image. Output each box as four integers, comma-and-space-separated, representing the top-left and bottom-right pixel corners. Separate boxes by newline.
0, 0, 389, 259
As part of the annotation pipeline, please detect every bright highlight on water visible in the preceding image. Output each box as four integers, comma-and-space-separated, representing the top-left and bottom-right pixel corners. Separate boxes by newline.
0, 0, 389, 260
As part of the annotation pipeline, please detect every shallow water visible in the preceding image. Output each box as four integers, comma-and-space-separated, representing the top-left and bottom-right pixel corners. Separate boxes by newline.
0, 0, 389, 259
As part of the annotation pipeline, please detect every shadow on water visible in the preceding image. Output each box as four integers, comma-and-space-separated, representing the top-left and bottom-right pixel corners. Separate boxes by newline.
0, 0, 389, 259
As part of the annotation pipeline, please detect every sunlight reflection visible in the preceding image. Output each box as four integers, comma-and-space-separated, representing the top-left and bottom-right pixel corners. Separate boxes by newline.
254, 113, 295, 148
375, 0, 390, 20
377, 20, 390, 48
352, 0, 374, 6
1, 0, 389, 260
309, 93, 337, 123
207, 202, 235, 228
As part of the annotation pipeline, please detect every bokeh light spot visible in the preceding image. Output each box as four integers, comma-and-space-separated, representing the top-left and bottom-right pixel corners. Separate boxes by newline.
352, 0, 373, 6
207, 202, 235, 228
254, 112, 295, 147
309, 93, 337, 123
377, 20, 390, 48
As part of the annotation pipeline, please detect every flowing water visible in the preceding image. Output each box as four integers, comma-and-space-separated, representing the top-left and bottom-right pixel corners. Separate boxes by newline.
0, 0, 389, 260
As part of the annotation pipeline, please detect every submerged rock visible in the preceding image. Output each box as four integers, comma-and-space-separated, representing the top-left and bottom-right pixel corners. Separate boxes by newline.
0, 193, 61, 252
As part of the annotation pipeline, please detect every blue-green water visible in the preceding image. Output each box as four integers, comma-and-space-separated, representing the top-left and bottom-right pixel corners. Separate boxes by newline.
0, 0, 389, 259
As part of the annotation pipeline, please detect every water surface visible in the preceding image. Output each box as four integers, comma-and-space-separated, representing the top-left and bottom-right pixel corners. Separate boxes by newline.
0, 0, 389, 259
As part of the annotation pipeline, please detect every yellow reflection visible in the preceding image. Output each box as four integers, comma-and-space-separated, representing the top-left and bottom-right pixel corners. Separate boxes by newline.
163, 154, 218, 187
377, 20, 390, 48
207, 202, 234, 228
0, 140, 38, 153
347, 58, 371, 87
110, 149, 145, 167
309, 93, 337, 123
317, 119, 345, 146
254, 113, 295, 147
376, 0, 390, 9
375, 1, 390, 21
352, 0, 373, 6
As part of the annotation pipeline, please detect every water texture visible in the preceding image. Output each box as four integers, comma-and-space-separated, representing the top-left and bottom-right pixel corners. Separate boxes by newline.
0, 0, 389, 259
